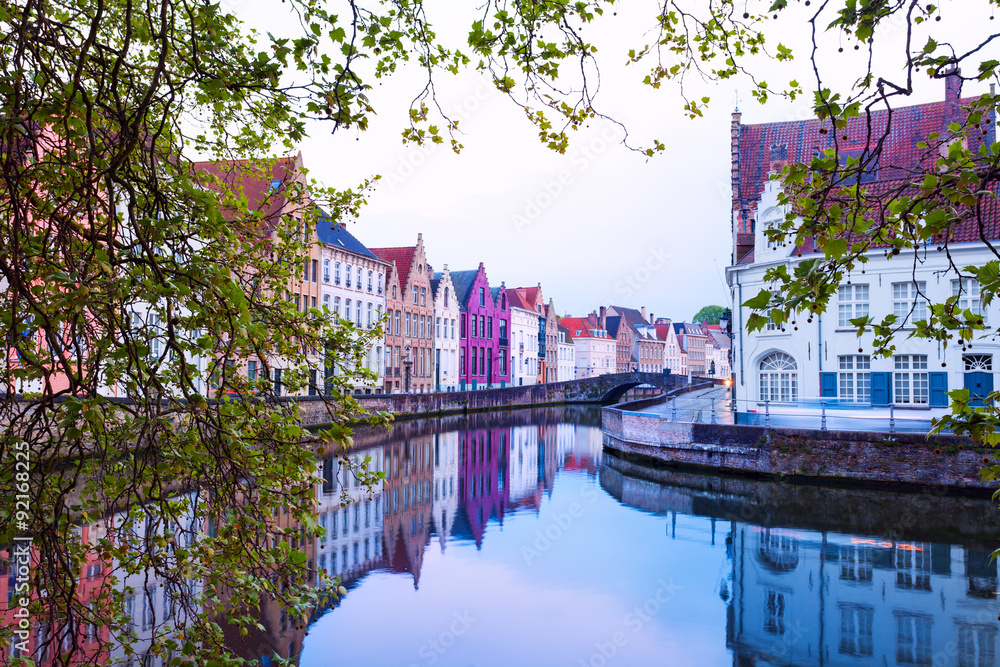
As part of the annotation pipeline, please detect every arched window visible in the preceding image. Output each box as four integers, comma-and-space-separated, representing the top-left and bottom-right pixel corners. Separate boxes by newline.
759, 352, 798, 402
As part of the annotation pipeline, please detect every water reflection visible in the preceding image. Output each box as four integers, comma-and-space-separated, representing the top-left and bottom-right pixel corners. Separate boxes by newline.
5, 404, 998, 666
600, 453, 1000, 667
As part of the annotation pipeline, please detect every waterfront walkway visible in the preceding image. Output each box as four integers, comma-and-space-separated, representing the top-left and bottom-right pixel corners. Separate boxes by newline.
644, 385, 734, 424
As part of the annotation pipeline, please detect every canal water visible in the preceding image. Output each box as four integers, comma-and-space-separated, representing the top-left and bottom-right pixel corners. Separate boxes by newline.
297, 406, 1000, 667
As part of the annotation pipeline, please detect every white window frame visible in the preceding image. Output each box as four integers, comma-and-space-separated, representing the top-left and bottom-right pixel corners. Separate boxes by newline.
838, 284, 870, 327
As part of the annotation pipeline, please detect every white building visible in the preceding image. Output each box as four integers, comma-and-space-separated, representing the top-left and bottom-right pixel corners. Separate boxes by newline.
556, 326, 576, 382
656, 318, 685, 376
317, 218, 389, 394
317, 445, 384, 582
560, 317, 616, 379
705, 327, 732, 380
430, 266, 460, 392
508, 290, 540, 386
726, 82, 996, 419
728, 180, 988, 418
432, 430, 459, 549
507, 425, 541, 506
726, 521, 999, 666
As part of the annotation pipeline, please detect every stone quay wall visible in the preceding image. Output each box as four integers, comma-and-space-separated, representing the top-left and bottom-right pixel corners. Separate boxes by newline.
297, 372, 693, 426
601, 405, 995, 496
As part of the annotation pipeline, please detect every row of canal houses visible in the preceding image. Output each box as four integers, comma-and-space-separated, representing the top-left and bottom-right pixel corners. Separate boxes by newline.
199, 153, 731, 398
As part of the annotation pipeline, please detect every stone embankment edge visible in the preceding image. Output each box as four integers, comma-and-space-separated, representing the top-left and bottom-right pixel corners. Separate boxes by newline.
601, 398, 996, 498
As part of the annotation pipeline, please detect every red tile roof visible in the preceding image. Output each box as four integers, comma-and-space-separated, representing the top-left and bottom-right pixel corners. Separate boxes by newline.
559, 317, 608, 339
736, 92, 993, 205
192, 157, 296, 233
506, 289, 534, 312
369, 246, 416, 294
738, 83, 1000, 257
655, 323, 673, 341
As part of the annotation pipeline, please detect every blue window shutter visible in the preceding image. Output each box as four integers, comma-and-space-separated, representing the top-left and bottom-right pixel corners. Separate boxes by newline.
871, 372, 891, 406
929, 372, 948, 407
820, 372, 837, 398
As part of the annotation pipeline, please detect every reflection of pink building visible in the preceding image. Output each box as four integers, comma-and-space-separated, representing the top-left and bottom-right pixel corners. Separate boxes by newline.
2, 523, 111, 665
454, 426, 511, 547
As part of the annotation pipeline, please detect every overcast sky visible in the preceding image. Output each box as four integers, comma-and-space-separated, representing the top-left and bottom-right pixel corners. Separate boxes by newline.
227, 0, 992, 322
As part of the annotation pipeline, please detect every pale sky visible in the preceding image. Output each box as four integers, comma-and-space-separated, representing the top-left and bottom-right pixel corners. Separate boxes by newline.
224, 0, 992, 322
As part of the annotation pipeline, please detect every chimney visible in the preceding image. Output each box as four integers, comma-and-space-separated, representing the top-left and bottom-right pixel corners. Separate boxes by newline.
649, 312, 654, 325
768, 142, 788, 175
599, 306, 607, 330
944, 66, 962, 104
641, 306, 647, 322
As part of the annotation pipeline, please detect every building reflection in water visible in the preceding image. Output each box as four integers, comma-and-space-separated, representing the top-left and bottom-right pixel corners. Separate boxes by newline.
599, 452, 1000, 667
726, 525, 999, 666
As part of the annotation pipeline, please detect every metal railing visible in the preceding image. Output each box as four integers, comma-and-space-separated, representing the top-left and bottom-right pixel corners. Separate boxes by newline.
634, 389, 945, 434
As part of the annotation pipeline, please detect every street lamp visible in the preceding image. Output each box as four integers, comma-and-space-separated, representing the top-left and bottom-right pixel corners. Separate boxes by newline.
403, 344, 413, 393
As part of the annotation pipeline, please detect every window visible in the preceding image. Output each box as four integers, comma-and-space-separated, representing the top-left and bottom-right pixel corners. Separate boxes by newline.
444, 287, 449, 307
395, 310, 400, 335
451, 319, 456, 339
368, 270, 373, 292
367, 303, 373, 327
355, 302, 361, 326
413, 286, 418, 305
488, 316, 493, 338
759, 352, 798, 402
892, 281, 927, 324
838, 284, 869, 327
334, 296, 341, 317
345, 265, 352, 287
953, 277, 987, 325
323, 259, 330, 283
356, 267, 362, 290
248, 360, 258, 380
436, 317, 441, 339
322, 294, 330, 310
479, 287, 485, 307
312, 259, 318, 283
965, 354, 992, 371
839, 355, 871, 403
839, 605, 874, 657
392, 285, 397, 298
406, 313, 411, 337
420, 287, 426, 306
420, 315, 426, 339
894, 355, 929, 404
471, 347, 477, 375
471, 315, 478, 338
335, 262, 341, 284
345, 299, 351, 322
378, 273, 383, 294
895, 613, 932, 665
303, 259, 309, 282
461, 314, 467, 338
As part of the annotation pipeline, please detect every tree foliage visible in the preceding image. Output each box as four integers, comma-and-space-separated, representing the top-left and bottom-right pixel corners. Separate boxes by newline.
692, 305, 726, 325
4, 0, 1000, 662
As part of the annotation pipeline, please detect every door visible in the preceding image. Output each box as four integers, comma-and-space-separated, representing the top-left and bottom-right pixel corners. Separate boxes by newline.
964, 354, 994, 407
487, 355, 493, 387
965, 371, 994, 407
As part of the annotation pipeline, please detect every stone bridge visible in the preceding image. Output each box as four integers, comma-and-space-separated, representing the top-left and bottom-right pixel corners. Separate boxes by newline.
297, 372, 699, 425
